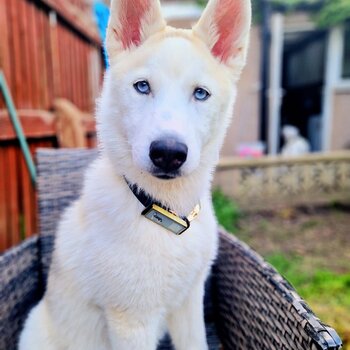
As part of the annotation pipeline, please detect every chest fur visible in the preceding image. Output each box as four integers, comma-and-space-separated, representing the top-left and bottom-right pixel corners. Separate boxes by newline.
54, 199, 218, 312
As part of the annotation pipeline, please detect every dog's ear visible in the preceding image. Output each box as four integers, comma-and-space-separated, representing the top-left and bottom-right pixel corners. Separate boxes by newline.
106, 0, 166, 58
193, 0, 251, 71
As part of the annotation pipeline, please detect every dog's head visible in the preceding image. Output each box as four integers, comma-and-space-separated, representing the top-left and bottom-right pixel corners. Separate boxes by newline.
98, 0, 251, 183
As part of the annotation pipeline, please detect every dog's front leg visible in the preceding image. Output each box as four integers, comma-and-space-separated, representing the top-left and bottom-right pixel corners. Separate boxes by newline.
105, 309, 163, 350
167, 277, 208, 350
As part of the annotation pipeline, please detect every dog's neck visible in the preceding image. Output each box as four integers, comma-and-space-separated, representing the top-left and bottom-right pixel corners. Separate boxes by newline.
124, 177, 168, 210
123, 164, 213, 216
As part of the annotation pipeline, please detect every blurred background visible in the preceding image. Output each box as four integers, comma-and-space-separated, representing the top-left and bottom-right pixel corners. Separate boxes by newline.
0, 0, 349, 347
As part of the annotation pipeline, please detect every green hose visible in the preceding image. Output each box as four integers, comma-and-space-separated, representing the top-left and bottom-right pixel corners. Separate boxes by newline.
0, 71, 37, 186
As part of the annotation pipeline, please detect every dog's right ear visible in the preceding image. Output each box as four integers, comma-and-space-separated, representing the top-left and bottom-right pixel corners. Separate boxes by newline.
106, 0, 166, 58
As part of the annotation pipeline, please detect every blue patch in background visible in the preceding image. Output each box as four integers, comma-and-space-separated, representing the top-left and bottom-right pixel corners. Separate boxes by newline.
93, 1, 110, 68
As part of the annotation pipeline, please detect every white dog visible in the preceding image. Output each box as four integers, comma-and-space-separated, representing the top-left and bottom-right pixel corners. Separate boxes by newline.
19, 0, 251, 349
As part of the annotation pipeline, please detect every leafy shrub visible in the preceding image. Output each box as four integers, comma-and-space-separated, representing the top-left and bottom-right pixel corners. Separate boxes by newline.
212, 189, 240, 233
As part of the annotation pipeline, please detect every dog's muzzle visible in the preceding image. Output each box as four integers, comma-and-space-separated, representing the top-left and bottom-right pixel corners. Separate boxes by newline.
149, 138, 188, 179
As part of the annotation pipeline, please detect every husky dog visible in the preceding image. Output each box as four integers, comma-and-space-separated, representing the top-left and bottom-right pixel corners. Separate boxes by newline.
19, 0, 251, 349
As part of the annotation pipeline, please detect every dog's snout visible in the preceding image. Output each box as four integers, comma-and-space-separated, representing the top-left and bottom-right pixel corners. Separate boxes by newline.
150, 139, 188, 172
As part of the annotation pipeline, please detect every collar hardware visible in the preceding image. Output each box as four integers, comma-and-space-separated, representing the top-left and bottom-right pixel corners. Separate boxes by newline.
142, 204, 190, 235
125, 178, 200, 235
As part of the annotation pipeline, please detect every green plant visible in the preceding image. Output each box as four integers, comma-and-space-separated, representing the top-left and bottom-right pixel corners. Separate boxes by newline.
196, 0, 350, 27
212, 189, 240, 232
316, 0, 350, 27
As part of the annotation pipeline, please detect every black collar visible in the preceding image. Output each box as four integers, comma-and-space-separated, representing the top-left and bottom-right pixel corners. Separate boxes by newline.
125, 177, 170, 211
124, 177, 200, 235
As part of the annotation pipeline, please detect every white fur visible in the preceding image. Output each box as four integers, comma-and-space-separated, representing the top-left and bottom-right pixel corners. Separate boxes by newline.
19, 0, 251, 349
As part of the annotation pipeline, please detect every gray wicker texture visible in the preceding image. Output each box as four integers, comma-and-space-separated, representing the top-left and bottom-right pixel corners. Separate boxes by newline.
213, 234, 342, 350
37, 148, 99, 237
0, 237, 42, 349
0, 148, 342, 350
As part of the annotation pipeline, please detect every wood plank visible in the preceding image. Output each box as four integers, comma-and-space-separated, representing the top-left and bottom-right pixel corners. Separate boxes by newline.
56, 25, 65, 98
22, 0, 34, 109
76, 35, 83, 109
37, 6, 49, 109
61, 25, 69, 100
76, 37, 84, 109
49, 10, 62, 98
28, 1, 40, 108
0, 0, 12, 109
0, 110, 56, 140
40, 7, 51, 109
77, 40, 84, 109
82, 43, 90, 111
0, 147, 7, 251
68, 29, 75, 105
6, 144, 20, 247
43, 8, 54, 109
8, 0, 23, 107
33, 4, 43, 108
60, 26, 71, 101
82, 42, 89, 110
35, 0, 101, 46
1, 0, 103, 112
18, 0, 31, 107
0, 109, 96, 140
70, 30, 78, 107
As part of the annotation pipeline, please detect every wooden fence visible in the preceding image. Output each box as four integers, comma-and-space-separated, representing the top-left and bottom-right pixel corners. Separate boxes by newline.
0, 0, 103, 252
214, 152, 350, 210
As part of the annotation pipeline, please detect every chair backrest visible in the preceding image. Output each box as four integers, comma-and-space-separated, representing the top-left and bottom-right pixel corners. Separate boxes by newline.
36, 148, 99, 282
37, 148, 99, 237
34, 148, 343, 350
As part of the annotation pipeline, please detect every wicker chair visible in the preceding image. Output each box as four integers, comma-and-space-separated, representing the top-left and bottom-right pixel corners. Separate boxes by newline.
0, 149, 342, 350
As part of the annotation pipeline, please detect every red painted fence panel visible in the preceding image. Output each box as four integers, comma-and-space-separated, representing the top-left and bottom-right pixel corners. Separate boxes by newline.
0, 0, 104, 252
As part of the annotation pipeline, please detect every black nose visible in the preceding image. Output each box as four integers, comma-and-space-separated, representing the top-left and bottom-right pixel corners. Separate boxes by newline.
150, 139, 188, 172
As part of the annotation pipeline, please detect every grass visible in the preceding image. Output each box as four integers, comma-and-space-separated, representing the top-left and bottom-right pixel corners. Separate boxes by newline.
212, 190, 350, 349
212, 189, 240, 233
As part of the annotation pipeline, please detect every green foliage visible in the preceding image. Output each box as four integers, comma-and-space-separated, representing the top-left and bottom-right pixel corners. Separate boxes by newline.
270, 0, 320, 8
316, 0, 350, 27
212, 189, 240, 232
267, 253, 307, 287
196, 0, 350, 27
267, 254, 350, 301
196, 0, 207, 7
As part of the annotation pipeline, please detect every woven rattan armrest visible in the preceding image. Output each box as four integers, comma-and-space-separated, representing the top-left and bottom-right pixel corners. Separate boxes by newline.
213, 230, 342, 350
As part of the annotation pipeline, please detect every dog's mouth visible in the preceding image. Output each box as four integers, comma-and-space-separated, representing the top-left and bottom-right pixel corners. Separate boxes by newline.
151, 170, 181, 180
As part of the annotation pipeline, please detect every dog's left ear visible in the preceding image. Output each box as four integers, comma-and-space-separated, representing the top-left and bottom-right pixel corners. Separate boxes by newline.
193, 0, 251, 72
106, 0, 166, 58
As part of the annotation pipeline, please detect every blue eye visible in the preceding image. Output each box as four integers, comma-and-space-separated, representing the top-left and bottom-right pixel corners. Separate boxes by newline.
194, 87, 210, 101
134, 80, 151, 95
